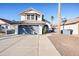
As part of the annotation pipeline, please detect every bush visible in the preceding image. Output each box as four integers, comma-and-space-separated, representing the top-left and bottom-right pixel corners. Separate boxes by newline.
42, 25, 49, 34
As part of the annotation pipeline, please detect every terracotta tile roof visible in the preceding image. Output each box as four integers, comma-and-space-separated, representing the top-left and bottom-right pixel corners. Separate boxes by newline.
0, 18, 16, 24
0, 18, 46, 25
18, 20, 46, 25
0, 18, 23, 25
42, 19, 51, 24
64, 17, 79, 25
54, 17, 79, 27
20, 8, 43, 15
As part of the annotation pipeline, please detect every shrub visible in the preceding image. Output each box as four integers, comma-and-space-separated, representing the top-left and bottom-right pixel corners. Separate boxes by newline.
42, 25, 49, 34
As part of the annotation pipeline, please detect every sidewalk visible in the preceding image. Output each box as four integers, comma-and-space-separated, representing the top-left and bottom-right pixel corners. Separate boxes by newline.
39, 35, 61, 56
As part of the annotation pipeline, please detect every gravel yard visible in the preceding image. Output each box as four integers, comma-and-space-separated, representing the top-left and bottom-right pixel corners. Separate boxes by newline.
48, 33, 79, 56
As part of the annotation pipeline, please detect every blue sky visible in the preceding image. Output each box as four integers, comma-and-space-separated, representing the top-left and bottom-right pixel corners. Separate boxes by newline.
0, 3, 79, 24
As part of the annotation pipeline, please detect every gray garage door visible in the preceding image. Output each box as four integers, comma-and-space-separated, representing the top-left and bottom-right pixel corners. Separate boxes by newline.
18, 25, 39, 35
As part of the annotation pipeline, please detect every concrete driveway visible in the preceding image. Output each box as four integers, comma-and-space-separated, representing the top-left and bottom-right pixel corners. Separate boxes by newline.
0, 34, 60, 56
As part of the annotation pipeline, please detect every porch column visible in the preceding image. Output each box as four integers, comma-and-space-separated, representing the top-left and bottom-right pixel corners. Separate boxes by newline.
34, 14, 36, 20
30, 15, 31, 20
25, 15, 27, 20
15, 25, 18, 34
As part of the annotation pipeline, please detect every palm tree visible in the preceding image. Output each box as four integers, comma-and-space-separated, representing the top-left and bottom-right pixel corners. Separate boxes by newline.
51, 16, 55, 32
42, 25, 49, 34
51, 16, 54, 27
62, 18, 67, 30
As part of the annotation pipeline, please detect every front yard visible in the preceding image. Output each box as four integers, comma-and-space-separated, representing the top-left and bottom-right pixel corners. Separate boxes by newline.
48, 33, 79, 56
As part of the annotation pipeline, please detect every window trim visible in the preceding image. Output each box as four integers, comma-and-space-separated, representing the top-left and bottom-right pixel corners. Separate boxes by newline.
31, 14, 34, 20
27, 15, 30, 20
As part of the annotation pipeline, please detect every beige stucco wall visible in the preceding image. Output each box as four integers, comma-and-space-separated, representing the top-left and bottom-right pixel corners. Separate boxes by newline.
61, 24, 78, 35
0, 20, 8, 25
8, 25, 16, 30
0, 20, 16, 30
77, 23, 79, 34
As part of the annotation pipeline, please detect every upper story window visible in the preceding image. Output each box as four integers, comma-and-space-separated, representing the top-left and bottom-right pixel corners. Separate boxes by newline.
36, 15, 38, 20
31, 15, 34, 20
38, 15, 40, 18
36, 15, 40, 20
27, 15, 30, 20
26, 14, 41, 20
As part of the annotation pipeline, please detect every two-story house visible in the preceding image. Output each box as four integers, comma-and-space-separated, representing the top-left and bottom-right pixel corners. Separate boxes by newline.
15, 8, 46, 34
0, 8, 52, 35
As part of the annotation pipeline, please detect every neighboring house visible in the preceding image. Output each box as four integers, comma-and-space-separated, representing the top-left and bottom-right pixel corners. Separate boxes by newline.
55, 17, 79, 35
0, 18, 17, 32
0, 8, 52, 35
0, 18, 16, 33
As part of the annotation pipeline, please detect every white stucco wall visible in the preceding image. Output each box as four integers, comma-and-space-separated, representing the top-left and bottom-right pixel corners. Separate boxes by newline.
45, 22, 52, 30
38, 25, 42, 34
7, 25, 11, 30
21, 15, 42, 21
61, 24, 78, 35
15, 25, 18, 34
21, 16, 25, 21
37, 14, 42, 21
21, 10, 42, 21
